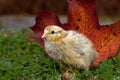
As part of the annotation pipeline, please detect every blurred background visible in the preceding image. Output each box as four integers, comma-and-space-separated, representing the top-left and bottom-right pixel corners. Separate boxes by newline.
0, 0, 120, 30
0, 0, 120, 16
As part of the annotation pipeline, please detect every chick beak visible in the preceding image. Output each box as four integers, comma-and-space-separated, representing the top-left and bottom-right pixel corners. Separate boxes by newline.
42, 34, 47, 40
42, 34, 45, 38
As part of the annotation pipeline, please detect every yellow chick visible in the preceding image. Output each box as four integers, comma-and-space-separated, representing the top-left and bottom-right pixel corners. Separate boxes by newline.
42, 25, 97, 71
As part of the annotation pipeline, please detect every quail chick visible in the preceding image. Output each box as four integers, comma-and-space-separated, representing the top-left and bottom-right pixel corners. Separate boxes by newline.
42, 25, 97, 71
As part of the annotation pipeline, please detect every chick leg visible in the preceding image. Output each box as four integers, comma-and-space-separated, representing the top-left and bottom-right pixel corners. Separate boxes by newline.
59, 62, 77, 80
62, 71, 77, 80
85, 66, 89, 71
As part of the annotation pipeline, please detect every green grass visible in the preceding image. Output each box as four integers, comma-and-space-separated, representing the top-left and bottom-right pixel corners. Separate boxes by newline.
0, 29, 120, 80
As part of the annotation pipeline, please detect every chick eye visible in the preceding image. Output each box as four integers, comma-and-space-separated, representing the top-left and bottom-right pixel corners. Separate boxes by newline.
51, 31, 55, 34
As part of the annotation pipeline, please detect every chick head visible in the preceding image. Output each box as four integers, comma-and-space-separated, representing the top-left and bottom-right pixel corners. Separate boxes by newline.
42, 25, 67, 42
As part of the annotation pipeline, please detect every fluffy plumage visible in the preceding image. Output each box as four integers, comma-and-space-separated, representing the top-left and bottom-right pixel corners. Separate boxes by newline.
42, 25, 97, 71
